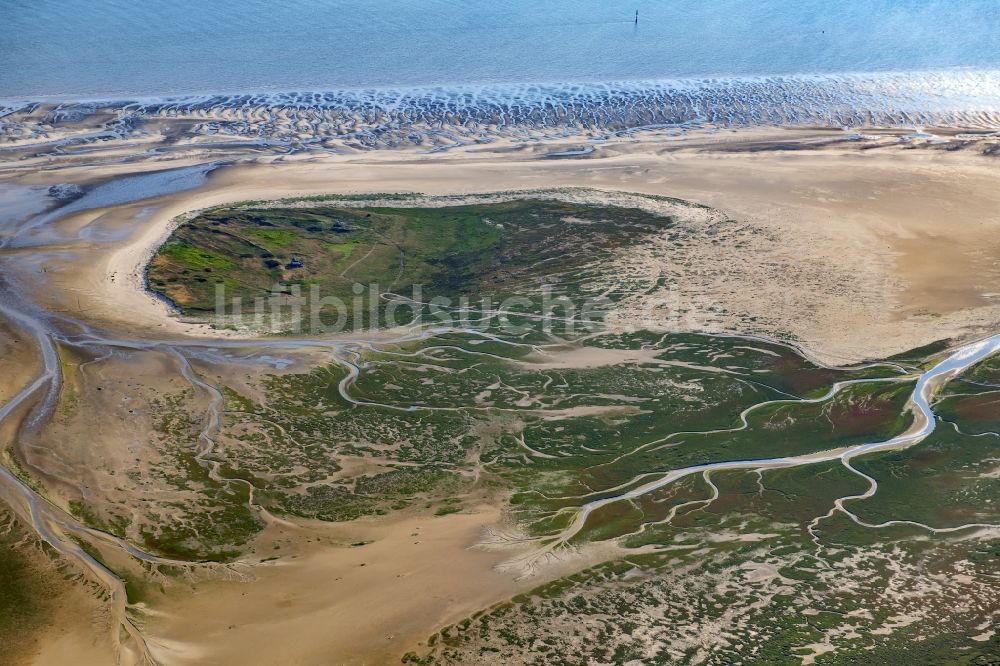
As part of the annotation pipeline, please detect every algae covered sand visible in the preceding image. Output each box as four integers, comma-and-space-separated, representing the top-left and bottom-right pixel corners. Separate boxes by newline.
4, 126, 1000, 664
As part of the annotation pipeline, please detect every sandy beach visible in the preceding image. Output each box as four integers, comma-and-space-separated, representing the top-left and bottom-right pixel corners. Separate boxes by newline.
8, 1, 1000, 660
5, 126, 1000, 361
2, 123, 1000, 664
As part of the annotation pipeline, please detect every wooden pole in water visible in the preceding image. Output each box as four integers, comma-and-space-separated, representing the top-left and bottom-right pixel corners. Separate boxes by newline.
635, 10, 639, 24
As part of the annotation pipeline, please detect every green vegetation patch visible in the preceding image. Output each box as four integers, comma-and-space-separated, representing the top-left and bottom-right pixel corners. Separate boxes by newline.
160, 242, 236, 271
146, 200, 674, 328
0, 514, 65, 662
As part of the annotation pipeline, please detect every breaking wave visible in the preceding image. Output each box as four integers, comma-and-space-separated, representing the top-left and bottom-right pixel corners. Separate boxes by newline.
3, 69, 1000, 149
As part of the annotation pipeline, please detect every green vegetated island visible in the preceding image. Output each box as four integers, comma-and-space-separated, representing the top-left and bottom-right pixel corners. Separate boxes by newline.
148, 199, 668, 327
136, 198, 1000, 664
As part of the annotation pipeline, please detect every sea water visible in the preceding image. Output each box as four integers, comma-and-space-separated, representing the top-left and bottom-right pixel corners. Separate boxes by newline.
2, 0, 1000, 136
2, 0, 1000, 99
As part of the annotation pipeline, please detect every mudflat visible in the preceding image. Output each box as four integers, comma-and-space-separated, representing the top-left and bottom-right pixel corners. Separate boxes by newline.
2, 125, 1000, 664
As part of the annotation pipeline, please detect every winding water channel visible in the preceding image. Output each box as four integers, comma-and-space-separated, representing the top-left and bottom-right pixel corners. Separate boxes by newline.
1, 175, 999, 663
539, 334, 1000, 551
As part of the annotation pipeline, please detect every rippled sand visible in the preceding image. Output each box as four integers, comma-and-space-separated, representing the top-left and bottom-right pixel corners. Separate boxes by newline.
4, 70, 1000, 151
3, 120, 1000, 664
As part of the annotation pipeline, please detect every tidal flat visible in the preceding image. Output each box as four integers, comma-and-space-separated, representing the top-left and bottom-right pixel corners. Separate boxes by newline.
2, 123, 1000, 665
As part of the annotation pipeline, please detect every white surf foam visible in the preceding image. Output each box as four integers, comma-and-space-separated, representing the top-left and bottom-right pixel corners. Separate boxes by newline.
3, 70, 1000, 149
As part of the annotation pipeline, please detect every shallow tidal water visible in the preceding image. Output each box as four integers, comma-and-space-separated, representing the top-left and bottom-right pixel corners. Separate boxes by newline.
3, 0, 1000, 99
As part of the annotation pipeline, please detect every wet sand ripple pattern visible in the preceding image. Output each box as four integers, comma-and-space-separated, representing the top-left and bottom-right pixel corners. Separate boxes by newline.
3, 70, 1000, 149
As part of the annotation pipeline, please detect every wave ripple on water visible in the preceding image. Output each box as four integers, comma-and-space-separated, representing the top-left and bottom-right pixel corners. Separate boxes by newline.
3, 70, 1000, 150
